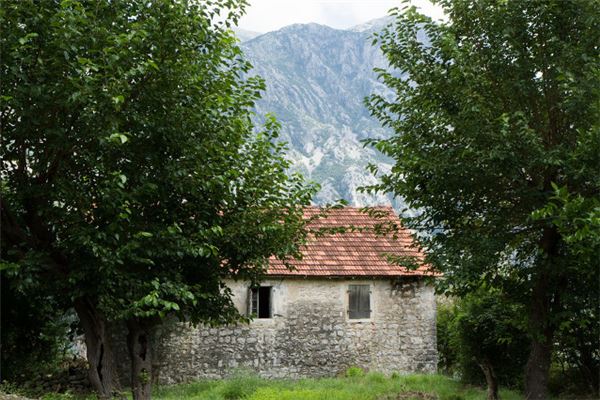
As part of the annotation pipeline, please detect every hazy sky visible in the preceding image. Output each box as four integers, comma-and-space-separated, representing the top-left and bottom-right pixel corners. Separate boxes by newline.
237, 0, 445, 33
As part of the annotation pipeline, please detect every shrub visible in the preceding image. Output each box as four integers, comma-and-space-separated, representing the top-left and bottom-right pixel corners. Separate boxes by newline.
0, 274, 75, 385
436, 300, 458, 377
345, 366, 365, 378
549, 275, 599, 398
437, 289, 529, 389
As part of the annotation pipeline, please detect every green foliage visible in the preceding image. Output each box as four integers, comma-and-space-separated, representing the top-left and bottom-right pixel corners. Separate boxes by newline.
533, 183, 600, 262
345, 366, 366, 378
0, 274, 74, 384
365, 0, 599, 395
438, 290, 529, 389
37, 395, 69, 400
0, 0, 316, 348
436, 301, 458, 377
1, 1, 318, 396
0, 382, 24, 397
550, 255, 600, 395
535, 186, 600, 396
365, 0, 599, 296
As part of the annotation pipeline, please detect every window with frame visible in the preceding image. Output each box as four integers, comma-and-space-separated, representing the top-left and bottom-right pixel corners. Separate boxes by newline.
249, 286, 272, 318
348, 284, 371, 319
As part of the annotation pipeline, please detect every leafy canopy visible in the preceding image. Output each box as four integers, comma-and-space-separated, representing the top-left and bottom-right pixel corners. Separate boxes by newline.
365, 0, 599, 298
1, 0, 316, 325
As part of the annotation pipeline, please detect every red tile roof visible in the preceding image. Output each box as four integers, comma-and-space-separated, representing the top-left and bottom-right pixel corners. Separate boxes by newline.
268, 206, 433, 277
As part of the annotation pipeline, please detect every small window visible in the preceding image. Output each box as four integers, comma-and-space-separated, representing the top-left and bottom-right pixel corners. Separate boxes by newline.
249, 286, 272, 318
348, 284, 371, 319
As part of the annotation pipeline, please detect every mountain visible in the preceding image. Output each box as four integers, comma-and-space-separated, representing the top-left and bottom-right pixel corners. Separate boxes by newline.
349, 15, 395, 33
233, 28, 262, 42
240, 18, 403, 207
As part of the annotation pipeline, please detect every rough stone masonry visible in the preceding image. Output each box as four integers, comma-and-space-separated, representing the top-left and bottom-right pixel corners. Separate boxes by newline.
149, 277, 437, 384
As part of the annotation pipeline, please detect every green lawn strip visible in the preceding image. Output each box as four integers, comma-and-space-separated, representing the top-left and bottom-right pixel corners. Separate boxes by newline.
149, 374, 523, 400
28, 374, 523, 400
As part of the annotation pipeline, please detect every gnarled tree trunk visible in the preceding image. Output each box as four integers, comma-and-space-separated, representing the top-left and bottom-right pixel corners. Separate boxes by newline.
525, 270, 555, 400
525, 226, 560, 400
127, 318, 158, 400
525, 333, 553, 400
74, 297, 121, 398
478, 357, 499, 400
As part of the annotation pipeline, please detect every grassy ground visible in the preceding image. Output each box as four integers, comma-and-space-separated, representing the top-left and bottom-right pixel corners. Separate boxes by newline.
5, 373, 523, 400
147, 372, 523, 400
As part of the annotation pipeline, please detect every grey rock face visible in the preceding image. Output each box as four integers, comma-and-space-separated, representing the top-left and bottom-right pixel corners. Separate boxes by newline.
241, 20, 404, 207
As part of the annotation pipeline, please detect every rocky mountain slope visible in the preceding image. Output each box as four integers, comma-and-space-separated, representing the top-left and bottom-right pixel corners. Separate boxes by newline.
240, 17, 402, 207
233, 28, 262, 42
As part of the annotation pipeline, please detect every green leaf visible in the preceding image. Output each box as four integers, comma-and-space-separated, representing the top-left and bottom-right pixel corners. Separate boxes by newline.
112, 95, 125, 105
108, 133, 129, 144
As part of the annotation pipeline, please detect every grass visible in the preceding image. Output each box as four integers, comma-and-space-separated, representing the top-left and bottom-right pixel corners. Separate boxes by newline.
149, 372, 523, 400
7, 372, 523, 399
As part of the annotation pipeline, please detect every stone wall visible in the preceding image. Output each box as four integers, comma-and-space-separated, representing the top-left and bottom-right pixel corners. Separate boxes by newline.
145, 277, 437, 384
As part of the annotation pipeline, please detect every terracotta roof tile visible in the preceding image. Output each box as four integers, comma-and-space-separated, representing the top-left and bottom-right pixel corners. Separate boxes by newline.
268, 206, 434, 277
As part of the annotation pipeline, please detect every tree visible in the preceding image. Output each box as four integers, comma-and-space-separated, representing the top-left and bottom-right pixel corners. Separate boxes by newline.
1, 1, 315, 399
365, 1, 599, 398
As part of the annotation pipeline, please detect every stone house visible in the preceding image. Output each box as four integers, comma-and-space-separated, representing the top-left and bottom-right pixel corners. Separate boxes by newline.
152, 207, 437, 383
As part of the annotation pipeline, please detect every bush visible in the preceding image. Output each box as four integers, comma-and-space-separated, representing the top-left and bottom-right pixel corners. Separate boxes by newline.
437, 289, 529, 389
0, 273, 75, 385
549, 272, 599, 398
439, 285, 599, 398
345, 366, 365, 378
436, 300, 458, 377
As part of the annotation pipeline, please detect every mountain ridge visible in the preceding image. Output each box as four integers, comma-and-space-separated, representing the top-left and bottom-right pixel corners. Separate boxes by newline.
239, 17, 402, 207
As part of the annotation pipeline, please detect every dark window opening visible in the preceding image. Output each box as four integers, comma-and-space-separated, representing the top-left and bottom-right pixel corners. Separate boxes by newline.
348, 284, 371, 319
250, 286, 272, 318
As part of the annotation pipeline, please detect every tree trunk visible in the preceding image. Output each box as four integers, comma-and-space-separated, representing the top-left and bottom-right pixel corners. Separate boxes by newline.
525, 335, 553, 400
525, 226, 560, 400
127, 318, 157, 400
74, 297, 121, 398
478, 358, 499, 400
